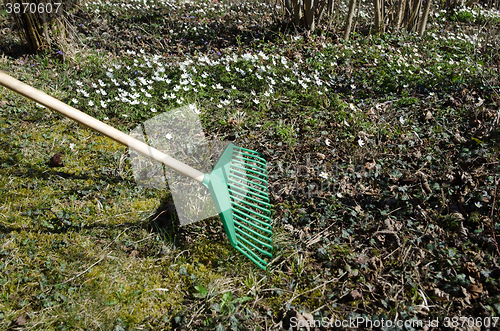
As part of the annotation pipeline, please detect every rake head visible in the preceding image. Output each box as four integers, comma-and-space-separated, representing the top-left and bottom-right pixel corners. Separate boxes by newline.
202, 143, 273, 270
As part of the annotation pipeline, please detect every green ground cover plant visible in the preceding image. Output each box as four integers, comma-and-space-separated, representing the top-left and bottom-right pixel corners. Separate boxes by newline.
1, 0, 500, 329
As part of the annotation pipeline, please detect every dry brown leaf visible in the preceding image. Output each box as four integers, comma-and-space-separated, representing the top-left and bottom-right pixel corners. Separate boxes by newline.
461, 286, 471, 305
384, 218, 394, 231
468, 283, 483, 300
434, 287, 450, 301
453, 132, 466, 144
15, 314, 28, 326
349, 289, 362, 301
424, 111, 433, 120
464, 262, 479, 277
294, 310, 314, 331
49, 151, 64, 167
450, 212, 465, 221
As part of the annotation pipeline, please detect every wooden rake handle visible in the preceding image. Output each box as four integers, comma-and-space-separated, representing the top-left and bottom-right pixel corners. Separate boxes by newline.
0, 71, 205, 183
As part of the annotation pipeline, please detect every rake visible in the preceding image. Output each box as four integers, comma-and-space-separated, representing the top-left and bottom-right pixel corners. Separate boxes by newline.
0, 71, 273, 270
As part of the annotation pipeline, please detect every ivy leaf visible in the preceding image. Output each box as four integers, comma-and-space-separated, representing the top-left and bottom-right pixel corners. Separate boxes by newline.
193, 285, 209, 298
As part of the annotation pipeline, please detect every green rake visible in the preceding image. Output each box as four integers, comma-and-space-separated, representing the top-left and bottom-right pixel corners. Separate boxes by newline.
203, 144, 273, 269
0, 71, 273, 270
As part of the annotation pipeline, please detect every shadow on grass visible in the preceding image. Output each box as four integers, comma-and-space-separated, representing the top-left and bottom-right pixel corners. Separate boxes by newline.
0, 181, 215, 252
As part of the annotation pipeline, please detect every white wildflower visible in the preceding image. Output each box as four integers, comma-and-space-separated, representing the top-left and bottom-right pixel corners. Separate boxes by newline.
189, 104, 200, 114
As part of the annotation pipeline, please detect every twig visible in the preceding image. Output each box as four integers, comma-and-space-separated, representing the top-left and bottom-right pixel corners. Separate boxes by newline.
61, 252, 111, 284
150, 210, 167, 223
490, 175, 500, 256
186, 304, 205, 329
373, 230, 401, 246
286, 273, 345, 305
60, 228, 130, 285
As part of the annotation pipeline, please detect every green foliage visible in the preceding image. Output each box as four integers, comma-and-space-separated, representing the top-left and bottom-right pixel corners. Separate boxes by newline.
1, 0, 499, 329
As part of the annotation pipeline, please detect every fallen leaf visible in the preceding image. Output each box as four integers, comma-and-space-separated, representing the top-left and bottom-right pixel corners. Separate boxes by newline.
349, 290, 362, 300
424, 111, 433, 120
453, 132, 466, 144
294, 310, 314, 331
49, 152, 64, 167
434, 287, 449, 301
13, 314, 29, 327
468, 283, 483, 299
461, 286, 471, 305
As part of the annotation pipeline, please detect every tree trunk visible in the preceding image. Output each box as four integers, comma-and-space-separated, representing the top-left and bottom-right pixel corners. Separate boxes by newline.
352, 0, 361, 34
380, 0, 385, 32
285, 0, 292, 15
293, 0, 302, 25
7, 0, 77, 54
407, 0, 421, 32
316, 0, 328, 25
418, 0, 432, 36
344, 0, 357, 40
304, 0, 315, 30
327, 0, 335, 16
373, 0, 383, 33
395, 0, 406, 29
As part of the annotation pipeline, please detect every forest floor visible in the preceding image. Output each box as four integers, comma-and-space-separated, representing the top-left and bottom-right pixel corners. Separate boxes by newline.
1, 0, 500, 330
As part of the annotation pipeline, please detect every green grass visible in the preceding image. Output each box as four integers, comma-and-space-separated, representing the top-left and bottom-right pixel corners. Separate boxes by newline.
1, 0, 500, 329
